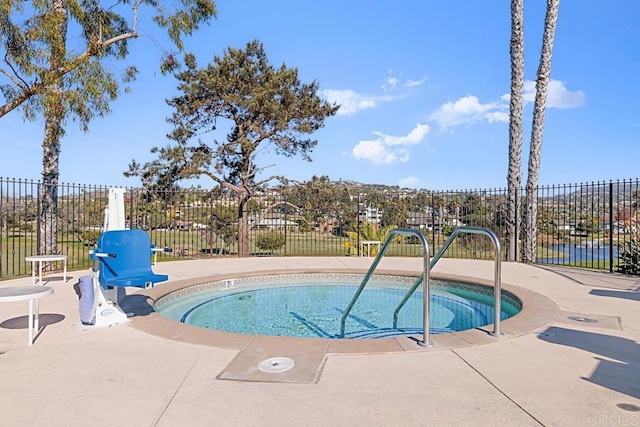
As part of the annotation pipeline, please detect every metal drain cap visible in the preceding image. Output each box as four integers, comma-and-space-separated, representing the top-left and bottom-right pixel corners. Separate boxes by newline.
258, 357, 295, 373
567, 316, 599, 323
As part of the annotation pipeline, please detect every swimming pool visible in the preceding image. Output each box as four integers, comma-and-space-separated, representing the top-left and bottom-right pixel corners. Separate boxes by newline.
155, 273, 521, 339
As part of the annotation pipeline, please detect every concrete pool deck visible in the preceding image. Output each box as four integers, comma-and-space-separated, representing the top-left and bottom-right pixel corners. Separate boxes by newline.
0, 257, 638, 426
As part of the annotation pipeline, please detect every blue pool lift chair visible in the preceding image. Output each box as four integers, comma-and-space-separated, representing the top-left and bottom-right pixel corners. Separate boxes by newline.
85, 229, 169, 327
92, 229, 168, 290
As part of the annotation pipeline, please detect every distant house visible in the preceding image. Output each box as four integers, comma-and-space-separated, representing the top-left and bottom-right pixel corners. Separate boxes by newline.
174, 221, 207, 231
447, 218, 465, 227
358, 206, 382, 224
407, 212, 432, 230
251, 213, 299, 230
553, 219, 576, 234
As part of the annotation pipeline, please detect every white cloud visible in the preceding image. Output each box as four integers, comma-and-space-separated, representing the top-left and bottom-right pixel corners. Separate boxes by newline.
433, 79, 585, 130
406, 76, 428, 87
322, 71, 428, 116
371, 123, 430, 146
383, 71, 428, 92
430, 95, 508, 129
320, 89, 378, 116
352, 124, 430, 165
486, 111, 509, 123
522, 79, 586, 108
381, 76, 400, 92
352, 140, 409, 164
503, 79, 585, 108
398, 176, 423, 189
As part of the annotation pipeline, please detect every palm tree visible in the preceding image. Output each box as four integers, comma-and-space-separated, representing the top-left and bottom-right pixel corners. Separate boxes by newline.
522, 0, 560, 262
433, 194, 446, 237
344, 222, 397, 256
448, 197, 462, 228
507, 0, 524, 262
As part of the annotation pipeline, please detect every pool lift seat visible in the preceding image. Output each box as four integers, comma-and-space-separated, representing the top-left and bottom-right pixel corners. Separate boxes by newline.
82, 188, 169, 328
87, 229, 168, 327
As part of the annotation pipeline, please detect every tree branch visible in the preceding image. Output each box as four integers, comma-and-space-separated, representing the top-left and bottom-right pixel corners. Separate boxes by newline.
201, 169, 241, 193
0, 0, 143, 119
0, 85, 40, 117
248, 200, 309, 231
1, 57, 29, 89
253, 174, 284, 187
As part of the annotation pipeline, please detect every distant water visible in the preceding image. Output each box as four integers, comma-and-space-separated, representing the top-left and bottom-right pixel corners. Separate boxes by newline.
537, 243, 619, 264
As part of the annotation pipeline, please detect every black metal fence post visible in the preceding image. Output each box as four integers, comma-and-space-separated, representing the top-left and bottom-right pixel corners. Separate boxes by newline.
609, 181, 614, 273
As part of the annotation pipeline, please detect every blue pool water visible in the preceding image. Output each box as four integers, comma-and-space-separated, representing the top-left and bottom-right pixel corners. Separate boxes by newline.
156, 276, 521, 339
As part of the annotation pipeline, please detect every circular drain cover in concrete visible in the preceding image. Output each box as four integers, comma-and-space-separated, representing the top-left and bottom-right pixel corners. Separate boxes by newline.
567, 316, 599, 323
258, 357, 295, 373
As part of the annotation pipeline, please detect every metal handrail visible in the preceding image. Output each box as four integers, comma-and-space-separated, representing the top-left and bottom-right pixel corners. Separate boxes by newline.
392, 226, 503, 337
340, 228, 433, 347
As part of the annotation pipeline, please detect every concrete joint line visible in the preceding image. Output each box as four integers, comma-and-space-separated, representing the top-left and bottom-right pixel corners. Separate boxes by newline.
450, 349, 544, 427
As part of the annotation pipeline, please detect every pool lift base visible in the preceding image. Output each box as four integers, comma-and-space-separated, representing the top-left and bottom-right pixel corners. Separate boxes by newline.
89, 276, 131, 328
75, 272, 130, 329
417, 340, 434, 348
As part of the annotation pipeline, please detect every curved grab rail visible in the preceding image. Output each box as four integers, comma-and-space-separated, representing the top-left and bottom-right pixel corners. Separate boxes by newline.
392, 226, 503, 337
340, 228, 432, 347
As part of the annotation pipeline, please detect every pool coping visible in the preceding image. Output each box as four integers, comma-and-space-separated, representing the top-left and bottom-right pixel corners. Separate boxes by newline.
127, 268, 561, 383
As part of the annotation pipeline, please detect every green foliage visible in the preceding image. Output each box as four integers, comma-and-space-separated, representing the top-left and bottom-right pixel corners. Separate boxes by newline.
255, 231, 285, 254
127, 40, 338, 257
1, 1, 216, 257
23, 222, 34, 232
459, 234, 493, 259
617, 232, 640, 275
442, 224, 455, 236
80, 230, 100, 246
147, 40, 339, 187
0, 1, 217, 119
344, 222, 397, 256
405, 229, 429, 244
281, 176, 353, 233
380, 196, 408, 227
208, 205, 238, 247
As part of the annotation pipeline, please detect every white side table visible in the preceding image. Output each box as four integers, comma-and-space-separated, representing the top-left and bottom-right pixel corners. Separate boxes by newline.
25, 254, 67, 286
0, 286, 54, 346
151, 247, 164, 266
360, 240, 381, 257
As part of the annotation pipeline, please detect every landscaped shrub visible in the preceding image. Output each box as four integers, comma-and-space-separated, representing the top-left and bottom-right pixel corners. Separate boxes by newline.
80, 230, 100, 246
255, 231, 286, 254
18, 222, 34, 232
617, 231, 640, 275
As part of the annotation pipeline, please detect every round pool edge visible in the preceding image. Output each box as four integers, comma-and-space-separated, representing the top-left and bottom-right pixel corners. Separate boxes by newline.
128, 268, 561, 355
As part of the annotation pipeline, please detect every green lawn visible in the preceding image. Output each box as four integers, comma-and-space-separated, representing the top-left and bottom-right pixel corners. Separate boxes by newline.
0, 229, 625, 281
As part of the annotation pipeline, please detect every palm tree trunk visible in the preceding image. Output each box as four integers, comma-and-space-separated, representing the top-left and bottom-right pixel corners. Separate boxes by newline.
39, 0, 68, 256
522, 0, 560, 262
507, 0, 524, 262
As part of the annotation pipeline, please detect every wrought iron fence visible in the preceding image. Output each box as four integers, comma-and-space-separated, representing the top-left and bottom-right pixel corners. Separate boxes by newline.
1, 177, 638, 280
534, 179, 639, 271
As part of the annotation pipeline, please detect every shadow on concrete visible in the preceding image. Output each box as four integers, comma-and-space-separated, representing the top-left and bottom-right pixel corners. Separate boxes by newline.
0, 313, 65, 329
119, 294, 155, 316
538, 326, 640, 399
590, 289, 640, 302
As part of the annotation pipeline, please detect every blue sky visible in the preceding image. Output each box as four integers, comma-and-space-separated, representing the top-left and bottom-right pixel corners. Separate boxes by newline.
1, 0, 639, 190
